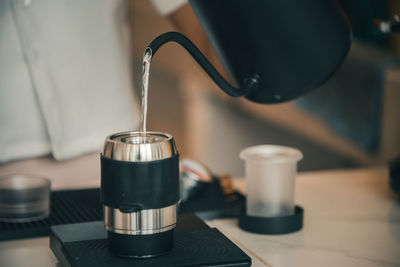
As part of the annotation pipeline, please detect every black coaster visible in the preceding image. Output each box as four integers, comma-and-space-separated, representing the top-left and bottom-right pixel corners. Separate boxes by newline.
50, 214, 251, 267
239, 205, 304, 235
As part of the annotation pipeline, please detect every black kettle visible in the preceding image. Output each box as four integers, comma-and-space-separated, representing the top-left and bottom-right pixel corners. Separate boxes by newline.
148, 0, 351, 104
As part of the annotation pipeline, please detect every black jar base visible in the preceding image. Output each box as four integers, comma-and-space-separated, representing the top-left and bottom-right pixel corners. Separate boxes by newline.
239, 205, 304, 235
108, 229, 174, 258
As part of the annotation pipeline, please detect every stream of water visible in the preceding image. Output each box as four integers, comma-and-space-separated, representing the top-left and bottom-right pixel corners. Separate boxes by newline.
141, 47, 152, 134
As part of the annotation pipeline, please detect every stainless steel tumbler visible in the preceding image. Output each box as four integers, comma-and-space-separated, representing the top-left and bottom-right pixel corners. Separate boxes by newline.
101, 131, 180, 258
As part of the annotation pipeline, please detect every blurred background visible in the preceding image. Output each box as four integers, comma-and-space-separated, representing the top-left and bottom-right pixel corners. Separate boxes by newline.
1, 0, 399, 179
127, 0, 400, 177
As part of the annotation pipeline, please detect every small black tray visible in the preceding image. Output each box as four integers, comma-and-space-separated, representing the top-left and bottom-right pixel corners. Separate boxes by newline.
179, 180, 245, 220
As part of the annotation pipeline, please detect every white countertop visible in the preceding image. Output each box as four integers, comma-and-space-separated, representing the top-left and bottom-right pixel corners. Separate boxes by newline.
0, 166, 399, 267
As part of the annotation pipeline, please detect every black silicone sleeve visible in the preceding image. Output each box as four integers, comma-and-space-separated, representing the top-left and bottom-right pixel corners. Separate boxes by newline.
101, 154, 180, 210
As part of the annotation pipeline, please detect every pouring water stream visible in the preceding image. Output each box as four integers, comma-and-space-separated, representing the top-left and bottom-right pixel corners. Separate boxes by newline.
141, 47, 152, 134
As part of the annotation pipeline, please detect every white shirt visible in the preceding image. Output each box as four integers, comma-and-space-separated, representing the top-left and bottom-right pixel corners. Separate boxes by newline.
0, 0, 185, 163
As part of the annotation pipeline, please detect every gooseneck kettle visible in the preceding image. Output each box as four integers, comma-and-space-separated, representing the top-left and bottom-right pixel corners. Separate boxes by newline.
147, 0, 351, 103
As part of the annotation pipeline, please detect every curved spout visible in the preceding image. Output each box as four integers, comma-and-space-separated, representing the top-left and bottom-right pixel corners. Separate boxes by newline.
147, 32, 259, 97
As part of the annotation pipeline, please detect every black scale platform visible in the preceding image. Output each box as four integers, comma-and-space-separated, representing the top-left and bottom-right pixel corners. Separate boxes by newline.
50, 214, 251, 267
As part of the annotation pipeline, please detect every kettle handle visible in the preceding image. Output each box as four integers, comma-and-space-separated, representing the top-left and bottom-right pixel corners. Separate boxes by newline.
147, 32, 259, 97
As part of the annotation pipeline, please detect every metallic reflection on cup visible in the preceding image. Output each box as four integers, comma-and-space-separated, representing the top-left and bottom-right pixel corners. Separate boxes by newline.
180, 159, 213, 203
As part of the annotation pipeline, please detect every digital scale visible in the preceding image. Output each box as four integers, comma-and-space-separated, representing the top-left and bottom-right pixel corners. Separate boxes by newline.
50, 214, 251, 267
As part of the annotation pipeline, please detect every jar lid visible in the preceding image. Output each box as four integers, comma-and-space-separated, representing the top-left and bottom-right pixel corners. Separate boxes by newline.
240, 145, 303, 164
103, 131, 178, 162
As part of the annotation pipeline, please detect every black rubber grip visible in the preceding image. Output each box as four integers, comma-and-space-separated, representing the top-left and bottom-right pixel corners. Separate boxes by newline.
101, 154, 180, 210
108, 230, 174, 258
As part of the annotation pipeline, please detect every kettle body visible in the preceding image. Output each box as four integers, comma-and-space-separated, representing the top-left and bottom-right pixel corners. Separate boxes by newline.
189, 0, 352, 103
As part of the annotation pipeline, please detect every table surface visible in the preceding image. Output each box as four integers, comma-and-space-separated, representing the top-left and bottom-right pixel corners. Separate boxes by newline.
0, 166, 399, 267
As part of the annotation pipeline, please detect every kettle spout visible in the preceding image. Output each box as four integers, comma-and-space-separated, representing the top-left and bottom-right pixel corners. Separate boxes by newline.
147, 32, 259, 97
